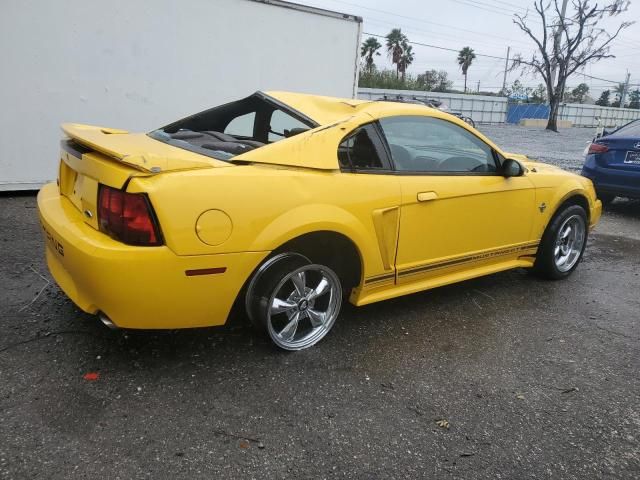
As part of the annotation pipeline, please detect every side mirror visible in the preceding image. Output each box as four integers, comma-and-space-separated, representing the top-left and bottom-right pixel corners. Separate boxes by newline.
502, 158, 524, 178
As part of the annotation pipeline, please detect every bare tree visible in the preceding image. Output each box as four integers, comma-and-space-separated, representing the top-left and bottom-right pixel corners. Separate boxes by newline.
511, 0, 632, 131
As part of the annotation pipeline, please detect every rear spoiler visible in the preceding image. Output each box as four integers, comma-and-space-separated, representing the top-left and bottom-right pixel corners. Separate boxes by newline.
62, 123, 221, 173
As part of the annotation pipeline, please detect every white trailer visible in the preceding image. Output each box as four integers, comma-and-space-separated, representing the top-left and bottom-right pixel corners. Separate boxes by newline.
0, 0, 362, 190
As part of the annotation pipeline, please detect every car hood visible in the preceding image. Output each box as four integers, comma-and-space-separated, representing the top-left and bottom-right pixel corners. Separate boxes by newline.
505, 152, 570, 175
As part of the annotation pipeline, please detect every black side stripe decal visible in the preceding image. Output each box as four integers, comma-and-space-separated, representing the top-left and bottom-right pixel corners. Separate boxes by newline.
364, 273, 396, 285
363, 242, 540, 284
399, 242, 539, 278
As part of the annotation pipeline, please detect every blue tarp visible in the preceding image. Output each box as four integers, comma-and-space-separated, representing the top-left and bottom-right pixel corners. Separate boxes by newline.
506, 104, 550, 124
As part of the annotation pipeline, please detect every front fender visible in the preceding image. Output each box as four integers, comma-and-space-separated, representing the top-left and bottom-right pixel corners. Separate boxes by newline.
533, 176, 597, 239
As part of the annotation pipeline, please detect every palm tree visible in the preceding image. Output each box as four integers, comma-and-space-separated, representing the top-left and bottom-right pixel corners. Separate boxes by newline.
398, 42, 414, 81
457, 46, 476, 93
386, 28, 407, 78
360, 37, 382, 74
613, 82, 626, 107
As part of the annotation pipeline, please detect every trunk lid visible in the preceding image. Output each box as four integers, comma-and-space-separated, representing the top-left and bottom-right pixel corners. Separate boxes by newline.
59, 123, 230, 230
596, 136, 640, 172
62, 123, 229, 173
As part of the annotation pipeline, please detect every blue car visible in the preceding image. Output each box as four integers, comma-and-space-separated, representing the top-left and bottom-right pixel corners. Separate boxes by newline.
581, 119, 640, 204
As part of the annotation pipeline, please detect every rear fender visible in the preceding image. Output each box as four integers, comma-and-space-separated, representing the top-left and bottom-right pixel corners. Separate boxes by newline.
248, 204, 380, 280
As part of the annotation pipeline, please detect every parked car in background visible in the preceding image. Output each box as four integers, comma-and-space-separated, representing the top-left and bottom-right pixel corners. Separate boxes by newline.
582, 119, 640, 204
38, 91, 601, 350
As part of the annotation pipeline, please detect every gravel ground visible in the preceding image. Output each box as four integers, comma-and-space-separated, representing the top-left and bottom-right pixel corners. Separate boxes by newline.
479, 124, 594, 172
1, 126, 639, 479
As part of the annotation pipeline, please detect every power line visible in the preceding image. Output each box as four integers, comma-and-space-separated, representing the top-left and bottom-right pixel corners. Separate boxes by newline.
364, 31, 634, 89
316, 0, 533, 46
363, 32, 507, 60
580, 73, 621, 84
480, 0, 531, 12
363, 18, 523, 53
447, 0, 525, 18
327, 0, 637, 61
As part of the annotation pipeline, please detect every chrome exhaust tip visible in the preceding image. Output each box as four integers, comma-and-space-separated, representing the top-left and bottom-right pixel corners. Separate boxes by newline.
98, 312, 118, 330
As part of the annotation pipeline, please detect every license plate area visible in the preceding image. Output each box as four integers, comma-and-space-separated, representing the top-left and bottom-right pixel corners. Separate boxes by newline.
624, 151, 640, 165
59, 151, 99, 229
59, 159, 77, 200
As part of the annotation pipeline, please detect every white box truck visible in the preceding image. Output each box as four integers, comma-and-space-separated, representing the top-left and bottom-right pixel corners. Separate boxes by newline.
0, 0, 362, 190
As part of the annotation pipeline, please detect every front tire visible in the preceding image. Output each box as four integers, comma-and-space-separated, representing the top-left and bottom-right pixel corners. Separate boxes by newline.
533, 204, 588, 280
246, 254, 342, 350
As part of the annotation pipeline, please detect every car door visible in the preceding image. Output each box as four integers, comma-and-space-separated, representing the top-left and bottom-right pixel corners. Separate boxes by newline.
335, 123, 402, 289
377, 115, 537, 284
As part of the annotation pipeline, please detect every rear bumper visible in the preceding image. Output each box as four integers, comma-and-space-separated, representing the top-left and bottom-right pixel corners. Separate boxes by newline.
37, 183, 268, 329
582, 160, 640, 199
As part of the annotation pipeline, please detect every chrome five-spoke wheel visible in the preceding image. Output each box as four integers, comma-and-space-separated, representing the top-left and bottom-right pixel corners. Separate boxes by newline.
534, 204, 588, 280
553, 214, 586, 273
266, 264, 342, 350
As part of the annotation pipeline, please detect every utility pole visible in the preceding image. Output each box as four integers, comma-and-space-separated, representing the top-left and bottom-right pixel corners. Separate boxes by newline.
549, 0, 569, 97
477, 80, 480, 93
619, 71, 631, 108
502, 46, 510, 94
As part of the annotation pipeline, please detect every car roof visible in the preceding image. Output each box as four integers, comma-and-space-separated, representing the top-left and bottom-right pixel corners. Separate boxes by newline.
265, 90, 437, 125
236, 91, 503, 170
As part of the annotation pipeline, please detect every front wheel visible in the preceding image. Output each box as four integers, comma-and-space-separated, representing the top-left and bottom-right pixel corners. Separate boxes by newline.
246, 254, 342, 350
533, 204, 588, 280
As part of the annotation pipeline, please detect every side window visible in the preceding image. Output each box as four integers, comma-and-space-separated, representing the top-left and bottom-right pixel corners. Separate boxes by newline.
338, 124, 387, 171
224, 112, 255, 137
378, 116, 497, 173
268, 109, 310, 142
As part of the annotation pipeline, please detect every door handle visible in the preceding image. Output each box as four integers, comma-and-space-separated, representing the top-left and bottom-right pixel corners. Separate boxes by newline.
417, 191, 438, 202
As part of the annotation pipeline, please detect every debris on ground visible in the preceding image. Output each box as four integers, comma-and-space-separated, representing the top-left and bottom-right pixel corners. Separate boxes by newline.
436, 419, 450, 429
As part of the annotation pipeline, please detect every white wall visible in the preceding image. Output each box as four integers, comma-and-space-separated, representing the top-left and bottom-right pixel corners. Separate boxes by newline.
559, 103, 640, 128
359, 88, 640, 128
0, 0, 361, 189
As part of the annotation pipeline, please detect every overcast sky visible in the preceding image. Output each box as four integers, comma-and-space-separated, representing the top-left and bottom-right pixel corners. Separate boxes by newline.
301, 0, 640, 96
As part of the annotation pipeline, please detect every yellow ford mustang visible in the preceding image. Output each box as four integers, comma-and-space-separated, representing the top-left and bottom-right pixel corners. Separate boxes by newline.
38, 91, 602, 350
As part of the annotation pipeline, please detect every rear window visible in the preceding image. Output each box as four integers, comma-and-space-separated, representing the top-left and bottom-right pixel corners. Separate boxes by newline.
224, 112, 256, 137
610, 119, 640, 137
148, 93, 316, 161
268, 110, 310, 142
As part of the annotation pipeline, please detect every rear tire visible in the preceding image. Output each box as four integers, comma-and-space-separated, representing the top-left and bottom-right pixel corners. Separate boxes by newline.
245, 253, 342, 350
533, 204, 588, 280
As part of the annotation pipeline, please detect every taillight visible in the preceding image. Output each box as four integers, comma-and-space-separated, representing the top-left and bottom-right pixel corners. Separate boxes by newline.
98, 185, 162, 246
588, 143, 609, 154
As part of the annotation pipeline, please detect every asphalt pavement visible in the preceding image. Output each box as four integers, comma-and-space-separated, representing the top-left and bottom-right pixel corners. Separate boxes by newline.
1, 128, 639, 478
